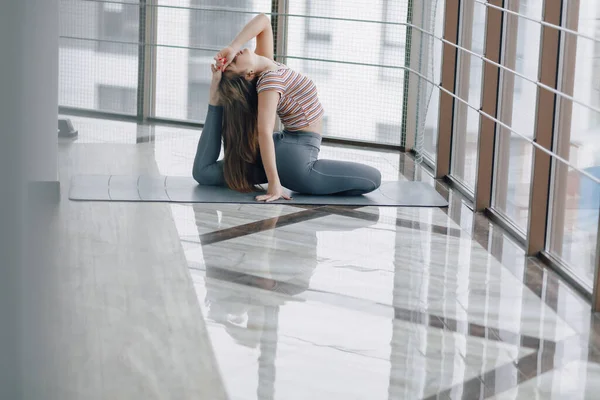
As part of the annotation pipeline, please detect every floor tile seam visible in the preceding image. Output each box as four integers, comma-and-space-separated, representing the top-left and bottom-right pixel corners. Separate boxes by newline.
196, 206, 334, 246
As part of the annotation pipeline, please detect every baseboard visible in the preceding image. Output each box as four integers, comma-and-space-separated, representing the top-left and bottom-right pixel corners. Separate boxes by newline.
28, 180, 61, 204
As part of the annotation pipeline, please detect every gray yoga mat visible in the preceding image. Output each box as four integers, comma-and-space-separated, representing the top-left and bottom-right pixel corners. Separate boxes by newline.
68, 175, 448, 207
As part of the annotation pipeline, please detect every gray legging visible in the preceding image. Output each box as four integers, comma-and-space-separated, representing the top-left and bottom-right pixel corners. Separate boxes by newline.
192, 105, 381, 195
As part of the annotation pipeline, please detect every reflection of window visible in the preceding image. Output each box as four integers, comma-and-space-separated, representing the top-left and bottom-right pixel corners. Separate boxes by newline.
379, 0, 405, 81
97, 2, 138, 54
97, 85, 137, 114
376, 122, 401, 141
303, 0, 332, 75
187, 82, 211, 121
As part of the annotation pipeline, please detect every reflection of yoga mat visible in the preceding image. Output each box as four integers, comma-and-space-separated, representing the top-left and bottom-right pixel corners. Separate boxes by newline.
68, 175, 448, 207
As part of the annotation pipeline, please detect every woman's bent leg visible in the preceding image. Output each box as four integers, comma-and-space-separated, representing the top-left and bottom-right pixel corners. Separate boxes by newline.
192, 104, 268, 186
275, 132, 381, 195
192, 105, 226, 186
309, 159, 382, 195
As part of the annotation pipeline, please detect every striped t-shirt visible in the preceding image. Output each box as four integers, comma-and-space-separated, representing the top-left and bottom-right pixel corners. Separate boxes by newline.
256, 63, 324, 131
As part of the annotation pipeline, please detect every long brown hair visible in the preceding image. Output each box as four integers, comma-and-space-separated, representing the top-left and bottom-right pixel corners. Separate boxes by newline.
218, 73, 260, 192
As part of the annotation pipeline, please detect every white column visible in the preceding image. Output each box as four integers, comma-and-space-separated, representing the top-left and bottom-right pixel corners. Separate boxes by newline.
0, 0, 25, 398
22, 0, 59, 182
0, 0, 60, 398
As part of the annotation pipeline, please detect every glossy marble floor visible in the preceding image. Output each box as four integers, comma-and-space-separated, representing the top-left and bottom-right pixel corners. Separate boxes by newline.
50, 114, 600, 400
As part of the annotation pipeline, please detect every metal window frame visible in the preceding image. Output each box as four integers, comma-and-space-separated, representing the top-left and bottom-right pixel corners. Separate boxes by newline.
526, 0, 564, 256
435, 0, 461, 178
449, 0, 475, 187
595, 210, 600, 311
474, 0, 505, 211
491, 0, 520, 224
137, 0, 157, 121
403, 0, 426, 151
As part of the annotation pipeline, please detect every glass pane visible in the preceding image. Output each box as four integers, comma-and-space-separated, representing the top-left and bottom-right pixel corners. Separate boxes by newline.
285, 2, 408, 144
550, 165, 599, 287
450, 1, 487, 190
549, 0, 600, 287
422, 0, 446, 161
493, 0, 543, 233
154, 1, 271, 121
59, 0, 139, 114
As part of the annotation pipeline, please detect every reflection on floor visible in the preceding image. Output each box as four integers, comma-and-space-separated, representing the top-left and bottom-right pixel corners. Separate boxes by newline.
56, 114, 600, 400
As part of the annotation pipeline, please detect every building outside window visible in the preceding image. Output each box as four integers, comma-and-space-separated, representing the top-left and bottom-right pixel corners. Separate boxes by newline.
97, 2, 139, 54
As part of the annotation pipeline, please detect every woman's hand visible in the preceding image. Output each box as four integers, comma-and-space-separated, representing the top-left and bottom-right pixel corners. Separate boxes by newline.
256, 181, 292, 202
209, 64, 222, 105
214, 46, 238, 71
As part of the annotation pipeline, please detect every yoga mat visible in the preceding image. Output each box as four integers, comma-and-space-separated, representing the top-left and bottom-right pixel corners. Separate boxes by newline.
68, 175, 448, 207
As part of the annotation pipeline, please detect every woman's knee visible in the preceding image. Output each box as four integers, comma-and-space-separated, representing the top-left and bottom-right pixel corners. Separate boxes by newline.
192, 164, 224, 186
369, 166, 382, 190
355, 165, 381, 194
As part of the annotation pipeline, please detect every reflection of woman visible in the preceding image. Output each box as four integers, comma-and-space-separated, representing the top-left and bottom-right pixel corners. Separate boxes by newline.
194, 205, 380, 398
192, 13, 381, 202
194, 204, 381, 339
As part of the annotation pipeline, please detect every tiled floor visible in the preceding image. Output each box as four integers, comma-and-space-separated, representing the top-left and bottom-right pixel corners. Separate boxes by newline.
54, 114, 600, 399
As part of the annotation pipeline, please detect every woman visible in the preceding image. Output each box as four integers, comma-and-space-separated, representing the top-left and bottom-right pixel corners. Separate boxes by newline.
192, 13, 381, 202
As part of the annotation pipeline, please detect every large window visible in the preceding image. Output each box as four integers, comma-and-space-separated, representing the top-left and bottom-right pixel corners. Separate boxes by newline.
59, 0, 139, 112
492, 0, 543, 233
450, 0, 487, 191
548, 0, 600, 288
302, 0, 333, 76
421, 0, 446, 162
154, 0, 271, 121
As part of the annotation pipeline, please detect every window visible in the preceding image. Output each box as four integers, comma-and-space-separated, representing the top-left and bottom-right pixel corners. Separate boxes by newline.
59, 0, 98, 50
492, 0, 542, 232
97, 85, 137, 115
379, 0, 406, 81
592, 25, 600, 127
376, 122, 402, 142
97, 2, 139, 54
450, 0, 487, 190
321, 116, 329, 136
185, 1, 254, 121
189, 0, 251, 49
547, 0, 599, 288
303, 0, 332, 75
187, 82, 211, 121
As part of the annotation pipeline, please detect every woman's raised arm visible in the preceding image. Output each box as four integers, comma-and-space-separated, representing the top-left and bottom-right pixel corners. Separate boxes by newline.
214, 14, 273, 70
